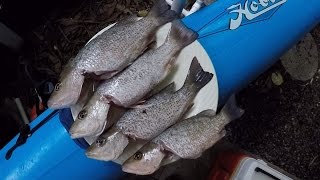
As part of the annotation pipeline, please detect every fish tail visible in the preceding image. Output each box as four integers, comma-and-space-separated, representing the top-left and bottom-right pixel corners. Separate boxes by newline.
196, 109, 216, 118
167, 19, 198, 48
149, 0, 177, 24
221, 94, 244, 123
184, 57, 213, 91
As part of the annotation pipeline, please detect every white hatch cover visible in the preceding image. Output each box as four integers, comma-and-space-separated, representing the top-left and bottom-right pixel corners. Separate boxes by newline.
71, 22, 219, 164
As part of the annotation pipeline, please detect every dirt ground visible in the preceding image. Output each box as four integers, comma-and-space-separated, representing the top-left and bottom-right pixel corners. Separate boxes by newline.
227, 66, 320, 179
226, 26, 320, 180
17, 0, 320, 179
130, 27, 320, 180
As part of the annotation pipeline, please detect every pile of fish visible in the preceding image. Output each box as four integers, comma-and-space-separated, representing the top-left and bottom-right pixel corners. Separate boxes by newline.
48, 0, 244, 175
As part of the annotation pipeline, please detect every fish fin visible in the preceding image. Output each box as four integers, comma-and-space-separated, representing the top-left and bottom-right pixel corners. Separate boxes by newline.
148, 41, 158, 50
161, 152, 181, 166
184, 57, 213, 91
75, 79, 95, 106
196, 109, 216, 118
180, 103, 194, 119
221, 94, 244, 123
96, 120, 108, 137
164, 57, 177, 73
149, 0, 176, 21
186, 103, 194, 112
166, 20, 198, 48
98, 70, 120, 80
158, 82, 176, 94
106, 105, 127, 128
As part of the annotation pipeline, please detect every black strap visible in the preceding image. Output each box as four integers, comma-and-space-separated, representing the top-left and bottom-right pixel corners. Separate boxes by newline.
5, 110, 59, 160
5, 124, 30, 160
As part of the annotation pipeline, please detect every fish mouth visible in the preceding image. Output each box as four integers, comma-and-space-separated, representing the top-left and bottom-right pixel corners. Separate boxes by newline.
122, 164, 136, 174
85, 151, 99, 159
122, 163, 155, 175
47, 96, 76, 109
85, 149, 116, 161
69, 121, 100, 139
69, 128, 92, 139
69, 131, 84, 139
47, 99, 65, 109
69, 125, 104, 139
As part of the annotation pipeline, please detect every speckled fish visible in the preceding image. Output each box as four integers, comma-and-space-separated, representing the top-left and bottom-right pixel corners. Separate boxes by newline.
69, 79, 96, 118
85, 57, 213, 161
47, 0, 176, 109
69, 20, 198, 139
122, 96, 244, 175
69, 94, 111, 139
48, 59, 82, 109
96, 19, 198, 107
69, 98, 126, 139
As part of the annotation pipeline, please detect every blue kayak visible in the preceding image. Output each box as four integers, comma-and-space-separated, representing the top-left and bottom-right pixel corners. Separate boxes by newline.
0, 0, 319, 179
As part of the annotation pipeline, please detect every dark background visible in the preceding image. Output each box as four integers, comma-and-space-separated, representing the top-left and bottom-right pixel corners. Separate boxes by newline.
0, 0, 319, 179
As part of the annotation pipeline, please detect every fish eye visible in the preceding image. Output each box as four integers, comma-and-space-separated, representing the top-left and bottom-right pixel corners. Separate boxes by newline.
133, 152, 143, 160
95, 138, 107, 147
55, 82, 62, 91
78, 110, 87, 120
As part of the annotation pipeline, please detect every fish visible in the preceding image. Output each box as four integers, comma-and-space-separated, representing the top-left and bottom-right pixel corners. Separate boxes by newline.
69, 96, 127, 139
70, 19, 198, 139
69, 79, 96, 118
122, 96, 244, 175
47, 59, 83, 109
47, 0, 177, 109
86, 127, 129, 160
96, 19, 198, 107
122, 142, 165, 175
69, 94, 111, 138
85, 57, 213, 161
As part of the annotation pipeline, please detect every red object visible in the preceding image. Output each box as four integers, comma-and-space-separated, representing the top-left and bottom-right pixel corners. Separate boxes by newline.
208, 150, 248, 180
30, 102, 45, 120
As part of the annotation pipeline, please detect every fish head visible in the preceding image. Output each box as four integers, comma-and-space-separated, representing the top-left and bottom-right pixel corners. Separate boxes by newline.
69, 94, 110, 138
86, 128, 129, 161
122, 142, 165, 175
48, 69, 85, 109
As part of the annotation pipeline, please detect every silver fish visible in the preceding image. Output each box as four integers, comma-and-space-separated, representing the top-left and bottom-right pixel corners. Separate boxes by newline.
86, 57, 213, 161
96, 19, 198, 107
123, 142, 165, 175
86, 127, 129, 160
69, 94, 110, 138
69, 97, 126, 139
47, 0, 176, 109
70, 20, 198, 139
122, 96, 244, 175
48, 59, 84, 109
70, 79, 96, 118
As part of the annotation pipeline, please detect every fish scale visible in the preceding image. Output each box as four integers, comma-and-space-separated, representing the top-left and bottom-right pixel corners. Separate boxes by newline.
122, 96, 244, 175
76, 19, 153, 74
85, 57, 213, 161
69, 19, 198, 139
154, 111, 221, 159
47, 0, 177, 109
96, 30, 188, 108
116, 85, 195, 140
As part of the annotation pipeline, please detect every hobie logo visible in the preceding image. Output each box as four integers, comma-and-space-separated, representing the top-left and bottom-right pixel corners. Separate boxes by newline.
228, 0, 287, 30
